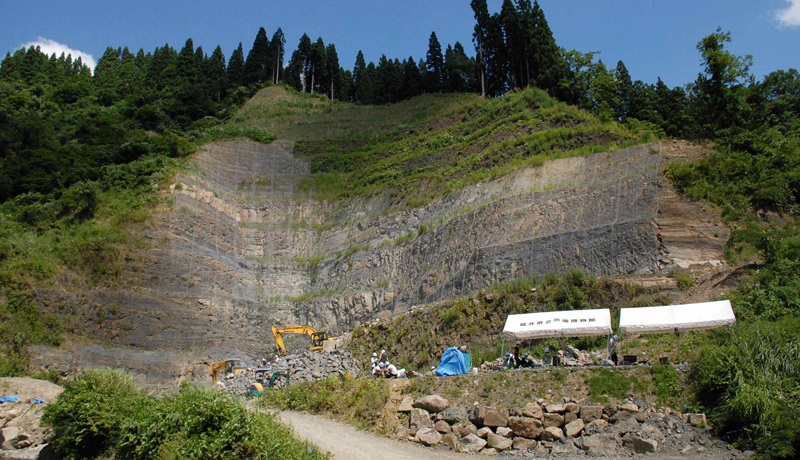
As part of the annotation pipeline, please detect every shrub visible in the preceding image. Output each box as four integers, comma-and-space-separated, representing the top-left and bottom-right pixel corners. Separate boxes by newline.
669, 268, 694, 291
118, 385, 324, 460
43, 369, 147, 460
44, 369, 326, 460
692, 318, 800, 456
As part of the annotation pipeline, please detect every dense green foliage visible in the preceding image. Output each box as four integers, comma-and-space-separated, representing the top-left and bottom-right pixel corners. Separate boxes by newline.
656, 31, 800, 460
43, 369, 326, 460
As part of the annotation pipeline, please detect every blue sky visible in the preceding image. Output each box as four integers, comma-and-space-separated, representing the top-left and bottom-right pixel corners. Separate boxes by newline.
2, 0, 799, 87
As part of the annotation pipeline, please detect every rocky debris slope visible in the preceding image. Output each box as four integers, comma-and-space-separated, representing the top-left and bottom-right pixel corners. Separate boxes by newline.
397, 394, 742, 458
0, 378, 63, 460
222, 350, 360, 396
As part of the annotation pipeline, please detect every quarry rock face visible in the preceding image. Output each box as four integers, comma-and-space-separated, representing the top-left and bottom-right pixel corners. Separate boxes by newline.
30, 140, 664, 383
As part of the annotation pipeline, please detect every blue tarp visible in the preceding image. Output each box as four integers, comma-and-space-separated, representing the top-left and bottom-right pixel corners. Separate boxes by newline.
0, 396, 19, 403
435, 347, 472, 376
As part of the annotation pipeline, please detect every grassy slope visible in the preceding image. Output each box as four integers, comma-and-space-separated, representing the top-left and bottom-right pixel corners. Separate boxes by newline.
230, 86, 657, 208
348, 272, 677, 372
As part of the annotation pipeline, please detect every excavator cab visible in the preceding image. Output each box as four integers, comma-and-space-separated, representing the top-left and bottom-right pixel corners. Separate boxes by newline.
310, 331, 329, 350
211, 358, 246, 385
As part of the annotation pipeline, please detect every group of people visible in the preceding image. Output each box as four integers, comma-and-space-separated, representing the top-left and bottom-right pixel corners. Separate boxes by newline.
370, 349, 407, 378
506, 334, 622, 369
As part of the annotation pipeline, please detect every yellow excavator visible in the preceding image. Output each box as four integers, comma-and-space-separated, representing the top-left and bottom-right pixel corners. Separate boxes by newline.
272, 324, 336, 356
210, 358, 246, 385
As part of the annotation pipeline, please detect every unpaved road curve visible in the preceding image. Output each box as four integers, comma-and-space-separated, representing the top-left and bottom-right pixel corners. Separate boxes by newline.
278, 410, 725, 460
278, 410, 464, 460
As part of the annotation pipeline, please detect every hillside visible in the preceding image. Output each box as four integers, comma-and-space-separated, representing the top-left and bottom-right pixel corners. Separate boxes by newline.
7, 85, 673, 384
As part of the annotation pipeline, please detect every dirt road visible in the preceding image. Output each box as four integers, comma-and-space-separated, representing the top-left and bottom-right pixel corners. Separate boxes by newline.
278, 410, 464, 460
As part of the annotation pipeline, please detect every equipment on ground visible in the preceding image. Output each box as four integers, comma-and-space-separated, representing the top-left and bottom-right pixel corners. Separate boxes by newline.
254, 369, 290, 388
210, 359, 246, 385
435, 345, 472, 376
272, 324, 337, 356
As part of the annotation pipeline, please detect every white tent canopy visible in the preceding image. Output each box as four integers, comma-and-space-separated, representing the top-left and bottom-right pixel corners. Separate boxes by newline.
619, 300, 735, 334
503, 308, 612, 340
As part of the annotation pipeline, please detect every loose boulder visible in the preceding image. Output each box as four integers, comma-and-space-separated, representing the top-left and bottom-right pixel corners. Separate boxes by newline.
398, 395, 414, 413
565, 418, 585, 437
409, 408, 433, 434
416, 427, 442, 446
585, 419, 609, 435
580, 405, 603, 423
496, 426, 513, 438
512, 437, 538, 451
437, 407, 468, 424
452, 421, 478, 437
413, 395, 449, 414
486, 432, 513, 451
614, 416, 639, 435
576, 433, 618, 456
476, 427, 492, 439
623, 434, 658, 453
545, 403, 567, 413
543, 413, 565, 428
540, 426, 564, 441
434, 420, 451, 434
460, 433, 487, 453
521, 402, 543, 419
483, 409, 509, 428
508, 416, 543, 439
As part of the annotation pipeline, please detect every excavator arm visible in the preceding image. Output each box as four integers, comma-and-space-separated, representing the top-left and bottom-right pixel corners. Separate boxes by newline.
272, 325, 329, 356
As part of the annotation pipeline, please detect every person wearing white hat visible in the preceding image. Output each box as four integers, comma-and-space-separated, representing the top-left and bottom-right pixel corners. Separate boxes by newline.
379, 349, 388, 364
370, 352, 378, 371
385, 362, 406, 379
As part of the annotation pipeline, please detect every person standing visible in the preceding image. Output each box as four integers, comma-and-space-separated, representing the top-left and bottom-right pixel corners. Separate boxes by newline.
609, 335, 619, 366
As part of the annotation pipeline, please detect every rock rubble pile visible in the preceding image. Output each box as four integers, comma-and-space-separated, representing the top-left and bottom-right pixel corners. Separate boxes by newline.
398, 394, 743, 458
221, 350, 360, 396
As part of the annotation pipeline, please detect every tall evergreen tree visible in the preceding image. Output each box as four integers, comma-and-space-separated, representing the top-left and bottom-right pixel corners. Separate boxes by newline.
425, 32, 445, 93
614, 60, 633, 120
244, 27, 270, 85
471, 0, 490, 96
352, 50, 367, 101
309, 37, 326, 94
208, 45, 227, 101
324, 44, 340, 100
269, 29, 286, 84
227, 42, 245, 87
297, 34, 313, 92
402, 57, 423, 100
531, 1, 561, 94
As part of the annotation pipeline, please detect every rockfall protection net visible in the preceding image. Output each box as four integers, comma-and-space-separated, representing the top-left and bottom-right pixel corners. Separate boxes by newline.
155, 141, 662, 332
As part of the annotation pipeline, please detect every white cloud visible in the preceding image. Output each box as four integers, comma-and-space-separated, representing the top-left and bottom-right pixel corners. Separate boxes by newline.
775, 0, 800, 28
17, 37, 96, 71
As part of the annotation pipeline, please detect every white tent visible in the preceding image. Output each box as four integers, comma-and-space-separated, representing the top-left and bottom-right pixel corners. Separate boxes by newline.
503, 309, 612, 340
619, 300, 735, 334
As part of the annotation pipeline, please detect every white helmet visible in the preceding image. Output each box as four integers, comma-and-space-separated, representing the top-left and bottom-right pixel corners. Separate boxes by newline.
372, 352, 377, 357
379, 362, 387, 368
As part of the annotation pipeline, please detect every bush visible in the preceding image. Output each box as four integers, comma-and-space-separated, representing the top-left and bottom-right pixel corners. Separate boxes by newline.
118, 385, 324, 460
43, 369, 147, 460
669, 268, 694, 291
44, 369, 326, 460
692, 319, 800, 456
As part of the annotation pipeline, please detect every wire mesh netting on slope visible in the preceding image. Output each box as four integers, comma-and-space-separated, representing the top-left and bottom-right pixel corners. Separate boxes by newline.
152, 141, 662, 332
